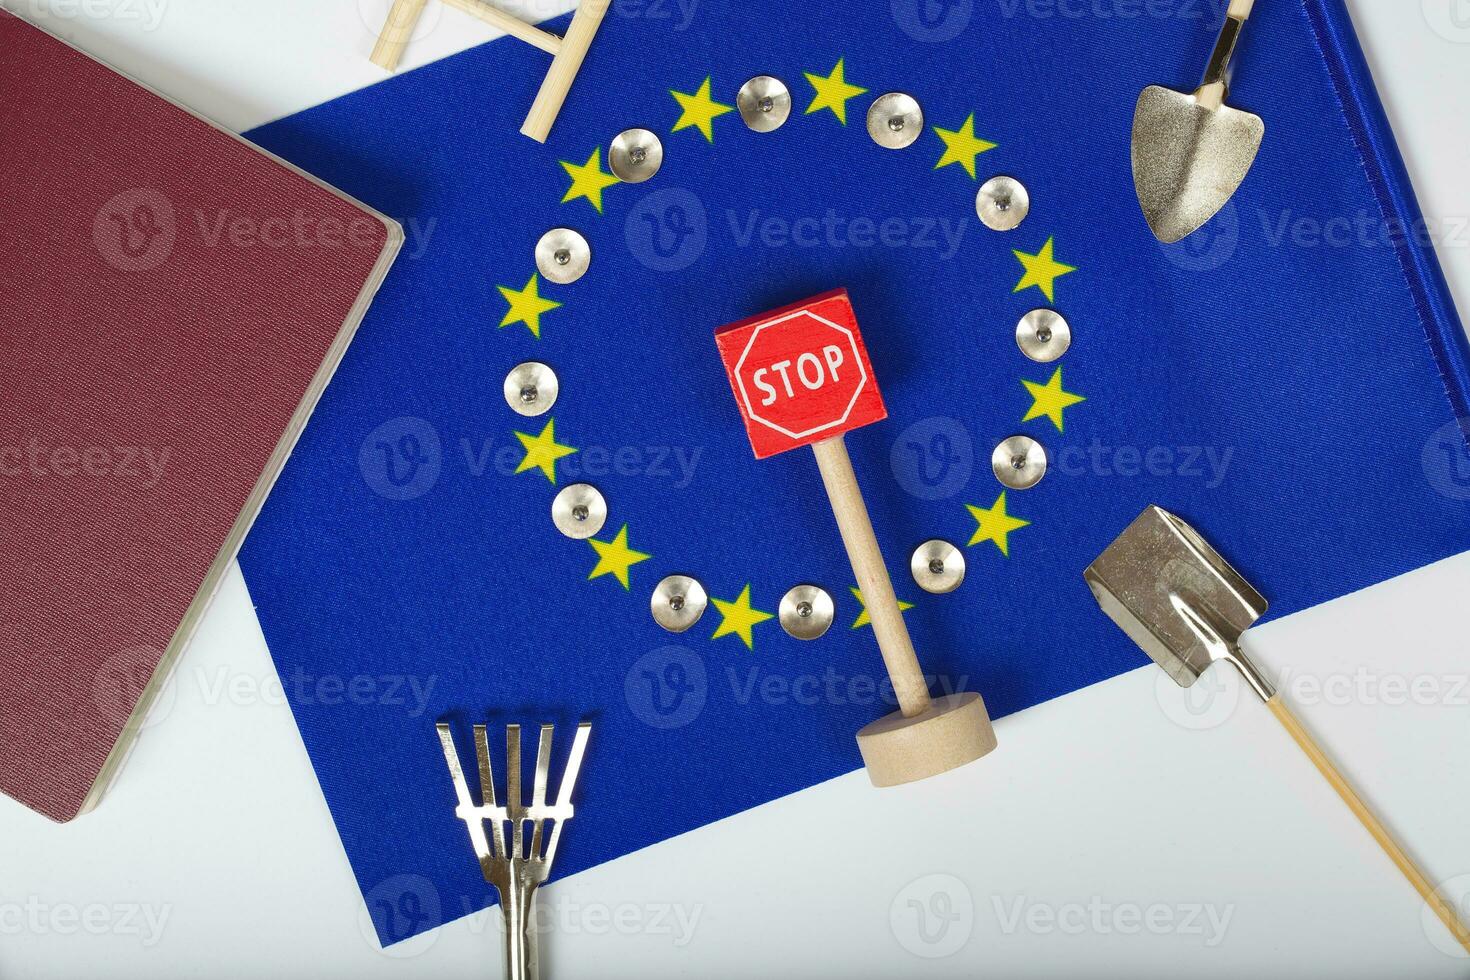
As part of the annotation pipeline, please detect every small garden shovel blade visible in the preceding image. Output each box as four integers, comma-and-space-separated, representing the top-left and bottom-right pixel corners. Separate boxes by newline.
1086, 505, 1470, 954
1132, 0, 1265, 244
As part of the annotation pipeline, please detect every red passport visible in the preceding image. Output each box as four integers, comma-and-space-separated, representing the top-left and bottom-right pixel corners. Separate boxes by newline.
0, 13, 402, 821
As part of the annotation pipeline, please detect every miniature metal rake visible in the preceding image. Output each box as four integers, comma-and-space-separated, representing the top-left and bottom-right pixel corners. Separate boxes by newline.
437, 721, 591, 980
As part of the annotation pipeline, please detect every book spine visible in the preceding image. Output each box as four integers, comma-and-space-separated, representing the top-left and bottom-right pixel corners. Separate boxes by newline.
1305, 0, 1470, 427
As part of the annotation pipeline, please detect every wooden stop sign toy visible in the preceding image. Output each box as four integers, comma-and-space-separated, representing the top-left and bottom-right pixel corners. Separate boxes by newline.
716, 289, 998, 787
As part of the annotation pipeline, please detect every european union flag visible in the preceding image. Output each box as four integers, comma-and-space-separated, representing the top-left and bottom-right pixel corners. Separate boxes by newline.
238, 0, 1470, 944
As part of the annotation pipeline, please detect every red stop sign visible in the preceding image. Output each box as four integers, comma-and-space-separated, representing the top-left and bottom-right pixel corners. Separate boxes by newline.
716, 289, 887, 459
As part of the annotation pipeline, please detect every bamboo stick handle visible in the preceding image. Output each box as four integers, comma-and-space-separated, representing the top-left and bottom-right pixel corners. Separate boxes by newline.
1267, 696, 1470, 953
520, 0, 610, 142
811, 436, 932, 718
369, 0, 430, 70
440, 0, 562, 55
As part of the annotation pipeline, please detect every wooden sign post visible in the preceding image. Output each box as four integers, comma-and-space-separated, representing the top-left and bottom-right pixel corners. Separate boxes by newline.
716, 289, 999, 786
369, 0, 610, 142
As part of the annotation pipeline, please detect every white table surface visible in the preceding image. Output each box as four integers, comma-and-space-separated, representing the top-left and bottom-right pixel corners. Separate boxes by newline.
4, 1, 1470, 977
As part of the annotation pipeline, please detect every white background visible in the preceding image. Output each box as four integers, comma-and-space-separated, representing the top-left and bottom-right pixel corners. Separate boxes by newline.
4, 1, 1470, 977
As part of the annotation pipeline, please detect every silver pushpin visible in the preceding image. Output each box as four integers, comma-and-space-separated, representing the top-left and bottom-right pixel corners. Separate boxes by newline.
651, 575, 708, 633
737, 76, 791, 132
1016, 309, 1071, 363
437, 721, 591, 980
976, 176, 1030, 231
551, 483, 606, 540
992, 436, 1047, 490
778, 585, 834, 640
609, 128, 663, 183
534, 228, 590, 285
911, 540, 965, 594
504, 362, 559, 417
866, 93, 923, 149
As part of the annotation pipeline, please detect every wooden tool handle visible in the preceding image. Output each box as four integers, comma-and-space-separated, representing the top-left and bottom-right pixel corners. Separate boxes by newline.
1268, 696, 1470, 953
811, 437, 933, 718
1228, 0, 1255, 19
441, 0, 562, 54
520, 0, 611, 142
369, 0, 430, 71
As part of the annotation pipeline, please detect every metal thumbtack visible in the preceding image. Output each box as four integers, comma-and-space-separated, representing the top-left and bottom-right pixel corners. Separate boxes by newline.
534, 228, 590, 285
437, 721, 592, 980
992, 436, 1047, 490
737, 76, 791, 132
976, 176, 1030, 231
651, 575, 708, 633
778, 585, 834, 640
1016, 309, 1071, 363
866, 93, 923, 149
1132, 0, 1264, 243
608, 128, 663, 183
504, 362, 559, 417
911, 540, 965, 594
551, 484, 606, 539
1086, 506, 1470, 955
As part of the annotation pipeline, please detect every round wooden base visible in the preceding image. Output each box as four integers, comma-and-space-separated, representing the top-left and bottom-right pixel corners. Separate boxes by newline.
855, 692, 998, 788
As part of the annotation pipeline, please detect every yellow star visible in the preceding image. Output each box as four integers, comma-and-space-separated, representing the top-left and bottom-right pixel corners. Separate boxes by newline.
497, 274, 561, 339
1013, 237, 1078, 302
1022, 367, 1087, 432
933, 114, 998, 178
966, 492, 1031, 557
804, 58, 867, 125
710, 584, 774, 650
671, 76, 734, 142
850, 587, 914, 630
513, 418, 577, 484
560, 148, 620, 213
587, 525, 651, 590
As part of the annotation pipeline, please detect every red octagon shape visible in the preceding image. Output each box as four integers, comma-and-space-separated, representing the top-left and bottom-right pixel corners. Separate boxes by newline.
715, 289, 888, 459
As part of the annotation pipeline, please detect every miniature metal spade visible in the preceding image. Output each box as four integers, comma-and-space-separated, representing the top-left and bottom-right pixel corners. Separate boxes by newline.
1132, 0, 1265, 243
437, 721, 592, 980
1086, 506, 1470, 953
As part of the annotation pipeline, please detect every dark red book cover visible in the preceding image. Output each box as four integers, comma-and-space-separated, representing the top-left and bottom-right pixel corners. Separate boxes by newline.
0, 12, 402, 821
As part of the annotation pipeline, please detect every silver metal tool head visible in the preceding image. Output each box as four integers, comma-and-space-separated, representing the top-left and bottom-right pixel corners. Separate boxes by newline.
1131, 86, 1264, 244
1084, 506, 1267, 690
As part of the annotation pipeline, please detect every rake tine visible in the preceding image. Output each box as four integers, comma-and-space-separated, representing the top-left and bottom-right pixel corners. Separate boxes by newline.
543, 722, 591, 869
506, 724, 523, 861
473, 724, 497, 808
532, 724, 554, 807
436, 722, 475, 810
437, 723, 495, 864
530, 724, 554, 859
473, 723, 505, 860
555, 722, 592, 807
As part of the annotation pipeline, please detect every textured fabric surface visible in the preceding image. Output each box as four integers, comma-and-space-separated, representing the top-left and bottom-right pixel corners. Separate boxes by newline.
0, 13, 392, 822
236, 0, 1470, 945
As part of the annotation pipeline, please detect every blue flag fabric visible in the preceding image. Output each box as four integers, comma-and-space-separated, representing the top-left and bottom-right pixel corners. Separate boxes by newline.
239, 0, 1470, 945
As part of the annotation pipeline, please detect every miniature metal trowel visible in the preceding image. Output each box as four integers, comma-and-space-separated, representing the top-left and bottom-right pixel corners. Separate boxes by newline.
1132, 0, 1266, 243
1086, 506, 1470, 953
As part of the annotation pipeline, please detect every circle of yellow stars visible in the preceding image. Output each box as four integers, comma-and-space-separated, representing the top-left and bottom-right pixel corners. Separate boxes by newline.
491, 56, 1089, 649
